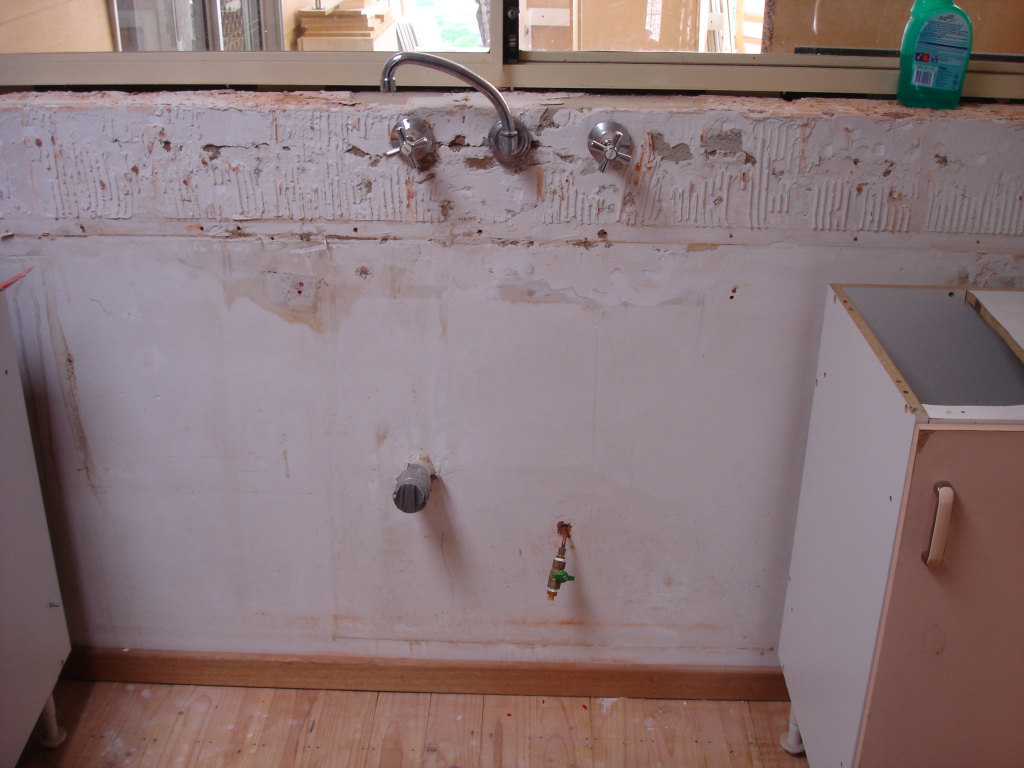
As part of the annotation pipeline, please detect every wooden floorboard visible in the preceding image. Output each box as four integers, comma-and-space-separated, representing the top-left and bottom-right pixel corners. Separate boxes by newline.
17, 681, 807, 768
529, 695, 593, 767
140, 685, 217, 768
423, 693, 484, 768
480, 694, 529, 768
364, 692, 431, 768
299, 690, 377, 768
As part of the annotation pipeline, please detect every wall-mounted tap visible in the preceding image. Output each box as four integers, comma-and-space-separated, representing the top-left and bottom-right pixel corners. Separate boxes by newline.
588, 121, 632, 172
385, 117, 434, 169
547, 522, 575, 600
380, 52, 531, 165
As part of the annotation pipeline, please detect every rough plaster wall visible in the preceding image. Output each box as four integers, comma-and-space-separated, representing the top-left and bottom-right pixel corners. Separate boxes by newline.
1, 91, 1022, 666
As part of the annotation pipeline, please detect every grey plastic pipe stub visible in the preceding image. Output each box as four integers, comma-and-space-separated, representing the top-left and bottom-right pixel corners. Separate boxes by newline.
392, 455, 435, 513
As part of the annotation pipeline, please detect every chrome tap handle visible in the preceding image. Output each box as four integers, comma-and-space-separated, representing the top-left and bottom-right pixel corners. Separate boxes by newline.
591, 133, 631, 172
588, 121, 632, 172
385, 117, 434, 170
385, 128, 428, 169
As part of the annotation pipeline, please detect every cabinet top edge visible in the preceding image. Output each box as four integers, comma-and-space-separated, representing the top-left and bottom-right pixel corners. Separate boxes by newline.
915, 421, 1024, 432
831, 285, 927, 418
829, 283, 1024, 293
829, 284, 1024, 421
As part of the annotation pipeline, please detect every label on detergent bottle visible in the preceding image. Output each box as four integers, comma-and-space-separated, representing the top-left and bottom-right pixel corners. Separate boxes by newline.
909, 13, 971, 91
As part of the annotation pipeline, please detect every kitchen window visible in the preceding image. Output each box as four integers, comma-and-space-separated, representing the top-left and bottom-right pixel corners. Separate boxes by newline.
0, 0, 1021, 99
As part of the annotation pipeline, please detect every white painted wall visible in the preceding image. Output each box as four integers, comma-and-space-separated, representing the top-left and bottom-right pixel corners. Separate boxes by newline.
1, 91, 1022, 666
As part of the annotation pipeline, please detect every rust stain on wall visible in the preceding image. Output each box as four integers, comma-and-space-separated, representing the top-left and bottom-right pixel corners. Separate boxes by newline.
464, 155, 496, 171
508, 619, 587, 627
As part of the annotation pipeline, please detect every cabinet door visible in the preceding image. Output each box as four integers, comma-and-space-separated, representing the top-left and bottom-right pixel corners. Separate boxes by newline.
857, 426, 1024, 768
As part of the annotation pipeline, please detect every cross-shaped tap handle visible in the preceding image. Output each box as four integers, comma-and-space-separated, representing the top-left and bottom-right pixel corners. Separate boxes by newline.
385, 117, 434, 170
587, 121, 633, 173
591, 132, 633, 172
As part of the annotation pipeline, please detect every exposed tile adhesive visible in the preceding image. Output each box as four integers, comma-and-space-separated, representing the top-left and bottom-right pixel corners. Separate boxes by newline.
0, 92, 1022, 237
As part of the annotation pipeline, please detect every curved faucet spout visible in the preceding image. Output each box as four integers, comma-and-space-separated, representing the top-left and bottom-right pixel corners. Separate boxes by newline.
380, 52, 531, 163
381, 52, 514, 135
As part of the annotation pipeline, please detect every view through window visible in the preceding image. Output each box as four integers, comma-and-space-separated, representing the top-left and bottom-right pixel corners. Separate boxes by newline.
0, 0, 1021, 99
111, 0, 489, 52
517, 0, 1020, 55
1, 0, 1020, 57
289, 0, 487, 52
519, 0, 764, 54
115, 0, 264, 51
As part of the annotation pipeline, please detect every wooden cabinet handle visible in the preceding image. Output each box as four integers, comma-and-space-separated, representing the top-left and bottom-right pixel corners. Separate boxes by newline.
923, 482, 955, 567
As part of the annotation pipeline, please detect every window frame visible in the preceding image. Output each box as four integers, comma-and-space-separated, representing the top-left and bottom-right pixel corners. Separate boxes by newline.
1, 8, 1022, 100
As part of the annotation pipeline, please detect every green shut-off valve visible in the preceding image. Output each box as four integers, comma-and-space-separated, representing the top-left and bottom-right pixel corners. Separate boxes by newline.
547, 526, 575, 600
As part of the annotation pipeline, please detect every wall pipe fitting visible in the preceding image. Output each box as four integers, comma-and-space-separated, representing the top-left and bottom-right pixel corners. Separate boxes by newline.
547, 538, 575, 600
392, 455, 435, 513
380, 51, 532, 163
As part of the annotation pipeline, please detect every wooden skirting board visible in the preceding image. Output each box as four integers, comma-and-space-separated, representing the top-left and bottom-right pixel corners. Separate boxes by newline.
64, 647, 788, 701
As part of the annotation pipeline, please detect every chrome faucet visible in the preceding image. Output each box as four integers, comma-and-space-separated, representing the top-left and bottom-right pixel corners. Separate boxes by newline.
380, 52, 532, 164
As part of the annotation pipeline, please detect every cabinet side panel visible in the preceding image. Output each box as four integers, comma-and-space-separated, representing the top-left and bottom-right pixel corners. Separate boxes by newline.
779, 287, 916, 768
857, 427, 1024, 768
0, 291, 71, 765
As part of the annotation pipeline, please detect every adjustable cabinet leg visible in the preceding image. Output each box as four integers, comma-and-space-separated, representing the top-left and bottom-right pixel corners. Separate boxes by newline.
779, 705, 805, 756
39, 694, 67, 749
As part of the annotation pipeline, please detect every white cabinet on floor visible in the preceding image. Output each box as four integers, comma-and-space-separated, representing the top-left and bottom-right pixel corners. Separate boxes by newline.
0, 288, 70, 768
779, 285, 1024, 768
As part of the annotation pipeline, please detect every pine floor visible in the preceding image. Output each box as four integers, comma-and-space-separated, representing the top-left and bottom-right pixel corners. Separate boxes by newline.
17, 681, 806, 768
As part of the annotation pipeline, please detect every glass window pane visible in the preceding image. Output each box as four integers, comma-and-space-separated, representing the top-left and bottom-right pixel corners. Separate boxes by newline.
221, 0, 263, 50
292, 0, 488, 51
519, 0, 1024, 56
117, 0, 206, 51
519, 0, 764, 53
404, 0, 488, 49
3, 0, 1021, 57
763, 0, 1022, 56
116, 0, 265, 51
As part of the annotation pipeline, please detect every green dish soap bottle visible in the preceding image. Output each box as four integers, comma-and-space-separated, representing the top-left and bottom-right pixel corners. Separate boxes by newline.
897, 0, 972, 109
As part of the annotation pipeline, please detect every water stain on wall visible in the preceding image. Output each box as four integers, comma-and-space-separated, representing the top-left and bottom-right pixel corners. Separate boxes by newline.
44, 280, 97, 488
496, 278, 599, 309
221, 261, 327, 333
262, 270, 320, 314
